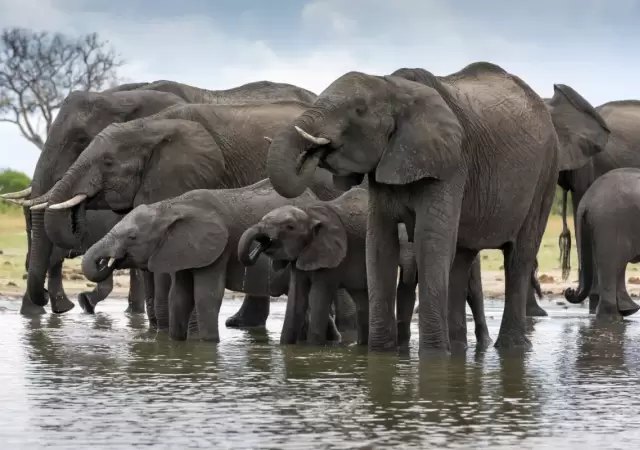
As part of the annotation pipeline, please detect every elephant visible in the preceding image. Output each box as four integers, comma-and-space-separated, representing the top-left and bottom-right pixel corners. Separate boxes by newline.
238, 188, 492, 349
549, 97, 639, 311
80, 179, 352, 342
563, 168, 640, 319
265, 63, 606, 355
1, 78, 318, 317
37, 100, 352, 329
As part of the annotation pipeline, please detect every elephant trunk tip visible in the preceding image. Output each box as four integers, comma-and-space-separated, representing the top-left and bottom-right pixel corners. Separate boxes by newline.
559, 228, 572, 281
564, 287, 583, 304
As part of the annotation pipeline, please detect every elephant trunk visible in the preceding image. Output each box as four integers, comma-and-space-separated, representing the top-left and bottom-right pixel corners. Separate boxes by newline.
558, 188, 572, 281
267, 123, 327, 199
81, 234, 121, 283
238, 225, 269, 266
564, 210, 592, 305
26, 210, 52, 307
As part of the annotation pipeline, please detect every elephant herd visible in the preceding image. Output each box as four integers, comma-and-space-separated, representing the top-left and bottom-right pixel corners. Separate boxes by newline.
3, 61, 640, 358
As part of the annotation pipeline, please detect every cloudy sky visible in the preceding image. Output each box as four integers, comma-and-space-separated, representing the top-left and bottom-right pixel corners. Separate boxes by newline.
1, 0, 639, 176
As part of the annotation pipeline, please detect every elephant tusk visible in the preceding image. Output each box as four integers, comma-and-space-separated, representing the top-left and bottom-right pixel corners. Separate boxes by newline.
264, 136, 273, 143
0, 186, 32, 199
30, 202, 49, 210
48, 194, 88, 210
294, 126, 330, 146
16, 193, 52, 207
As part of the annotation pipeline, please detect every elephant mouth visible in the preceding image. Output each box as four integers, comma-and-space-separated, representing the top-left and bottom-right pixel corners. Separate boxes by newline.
96, 256, 125, 273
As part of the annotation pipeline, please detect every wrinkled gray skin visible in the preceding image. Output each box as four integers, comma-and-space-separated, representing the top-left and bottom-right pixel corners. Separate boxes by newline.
266, 63, 604, 355
563, 168, 640, 319
10, 78, 316, 317
81, 180, 349, 342
239, 189, 492, 349
550, 97, 639, 313
45, 101, 355, 330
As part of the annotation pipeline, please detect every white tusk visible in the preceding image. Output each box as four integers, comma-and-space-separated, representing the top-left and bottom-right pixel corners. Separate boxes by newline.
48, 194, 88, 210
294, 126, 330, 146
264, 136, 273, 143
107, 258, 115, 267
0, 186, 32, 199
30, 202, 49, 210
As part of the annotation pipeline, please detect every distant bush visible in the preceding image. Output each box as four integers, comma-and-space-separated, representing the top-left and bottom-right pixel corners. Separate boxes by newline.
0, 169, 31, 214
550, 185, 572, 216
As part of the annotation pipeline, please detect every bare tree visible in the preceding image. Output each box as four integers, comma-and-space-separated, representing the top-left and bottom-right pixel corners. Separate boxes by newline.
0, 27, 124, 150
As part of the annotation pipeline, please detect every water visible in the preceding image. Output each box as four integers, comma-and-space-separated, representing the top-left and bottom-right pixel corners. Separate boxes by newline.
1, 297, 639, 449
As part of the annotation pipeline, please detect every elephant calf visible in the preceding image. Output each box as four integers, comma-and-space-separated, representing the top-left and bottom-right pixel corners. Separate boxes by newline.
80, 179, 346, 342
238, 188, 491, 347
564, 168, 640, 319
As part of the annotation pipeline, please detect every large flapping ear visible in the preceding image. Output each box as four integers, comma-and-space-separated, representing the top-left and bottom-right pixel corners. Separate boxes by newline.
547, 84, 610, 171
148, 203, 229, 273
134, 119, 226, 206
375, 77, 464, 185
296, 205, 348, 271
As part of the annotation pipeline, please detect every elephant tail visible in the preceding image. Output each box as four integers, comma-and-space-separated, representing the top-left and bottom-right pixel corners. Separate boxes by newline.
564, 208, 592, 304
558, 188, 572, 281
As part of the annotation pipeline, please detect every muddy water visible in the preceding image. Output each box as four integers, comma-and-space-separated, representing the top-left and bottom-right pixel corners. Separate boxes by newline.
0, 297, 639, 449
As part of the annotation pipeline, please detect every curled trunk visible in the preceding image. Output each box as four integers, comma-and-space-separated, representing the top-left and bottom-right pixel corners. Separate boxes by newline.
267, 125, 323, 199
81, 235, 119, 283
564, 210, 592, 304
238, 225, 268, 266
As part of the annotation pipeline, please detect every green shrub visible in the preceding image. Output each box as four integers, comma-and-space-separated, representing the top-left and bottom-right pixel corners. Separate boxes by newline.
0, 169, 31, 214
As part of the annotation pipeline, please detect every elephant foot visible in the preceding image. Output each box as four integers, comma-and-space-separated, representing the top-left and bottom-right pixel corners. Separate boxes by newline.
494, 332, 532, 351
397, 322, 411, 347
595, 302, 624, 321
51, 296, 75, 314
418, 345, 451, 359
475, 328, 493, 351
618, 296, 640, 317
148, 317, 158, 330
450, 340, 468, 354
368, 338, 398, 353
77, 293, 95, 315
526, 302, 548, 317
588, 294, 599, 314
225, 303, 269, 328
125, 303, 146, 314
20, 298, 47, 316
198, 333, 220, 343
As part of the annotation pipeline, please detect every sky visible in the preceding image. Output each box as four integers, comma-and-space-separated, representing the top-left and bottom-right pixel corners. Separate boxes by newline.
1, 0, 640, 176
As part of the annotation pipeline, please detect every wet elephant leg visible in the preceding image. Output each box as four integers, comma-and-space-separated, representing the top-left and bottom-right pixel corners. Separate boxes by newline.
192, 261, 228, 343
187, 309, 199, 339
616, 265, 640, 317
141, 270, 157, 329
589, 262, 600, 314
349, 290, 370, 346
467, 257, 492, 349
168, 270, 194, 341
78, 274, 114, 314
20, 292, 47, 316
47, 260, 75, 314
125, 269, 146, 314
225, 295, 270, 329
396, 271, 417, 347
154, 273, 172, 331
448, 249, 479, 353
334, 289, 358, 334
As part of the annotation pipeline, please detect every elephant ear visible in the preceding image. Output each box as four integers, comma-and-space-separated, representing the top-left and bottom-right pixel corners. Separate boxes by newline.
296, 206, 348, 271
148, 203, 228, 273
375, 79, 464, 185
547, 84, 610, 171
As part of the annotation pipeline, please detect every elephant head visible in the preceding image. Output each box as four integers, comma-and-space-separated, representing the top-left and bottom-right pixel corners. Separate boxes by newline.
8, 88, 184, 307
82, 194, 229, 282
43, 116, 226, 244
545, 84, 611, 280
266, 71, 464, 199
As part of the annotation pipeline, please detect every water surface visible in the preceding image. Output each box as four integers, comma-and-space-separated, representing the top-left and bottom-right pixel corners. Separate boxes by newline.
1, 297, 639, 449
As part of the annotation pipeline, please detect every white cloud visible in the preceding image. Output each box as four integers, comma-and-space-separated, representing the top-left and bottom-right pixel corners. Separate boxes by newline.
1, 0, 639, 176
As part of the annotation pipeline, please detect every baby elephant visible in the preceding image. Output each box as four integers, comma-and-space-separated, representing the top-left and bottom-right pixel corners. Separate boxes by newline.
239, 188, 420, 346
564, 168, 640, 319
81, 179, 343, 342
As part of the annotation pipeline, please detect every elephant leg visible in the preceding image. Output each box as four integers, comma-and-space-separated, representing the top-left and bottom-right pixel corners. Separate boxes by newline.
141, 270, 157, 329
592, 237, 622, 320
616, 268, 640, 317
154, 273, 172, 331
448, 249, 478, 353
396, 271, 417, 347
334, 289, 358, 334
307, 272, 339, 345
467, 256, 492, 349
125, 269, 146, 314
526, 260, 548, 317
47, 260, 75, 314
192, 261, 227, 343
325, 315, 341, 342
367, 206, 401, 352
168, 271, 194, 341
589, 259, 600, 314
187, 309, 199, 339
77, 275, 114, 315
350, 290, 369, 346
20, 292, 47, 316
281, 269, 311, 344
225, 295, 270, 329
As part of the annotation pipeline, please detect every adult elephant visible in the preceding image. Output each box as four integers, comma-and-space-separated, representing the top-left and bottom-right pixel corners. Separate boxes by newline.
38, 101, 351, 329
551, 98, 640, 312
2, 79, 317, 316
265, 63, 608, 355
